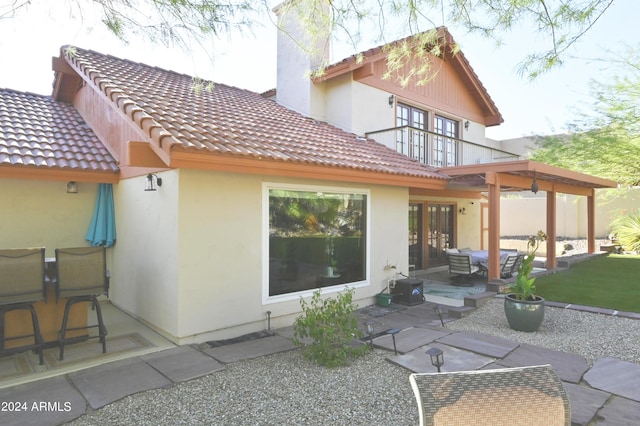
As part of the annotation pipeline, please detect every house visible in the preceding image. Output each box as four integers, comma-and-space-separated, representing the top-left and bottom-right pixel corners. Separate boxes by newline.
0, 21, 616, 344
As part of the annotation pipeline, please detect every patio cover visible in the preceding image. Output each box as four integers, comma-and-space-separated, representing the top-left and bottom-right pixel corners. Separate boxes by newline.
440, 160, 617, 280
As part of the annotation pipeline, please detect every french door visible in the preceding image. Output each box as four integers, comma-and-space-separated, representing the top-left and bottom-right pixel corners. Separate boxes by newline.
434, 116, 458, 167
427, 204, 455, 266
408, 204, 423, 270
397, 104, 427, 163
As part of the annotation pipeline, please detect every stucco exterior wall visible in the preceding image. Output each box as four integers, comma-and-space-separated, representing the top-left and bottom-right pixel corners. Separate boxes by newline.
117, 168, 410, 344
500, 188, 640, 238
110, 171, 180, 338
0, 178, 100, 258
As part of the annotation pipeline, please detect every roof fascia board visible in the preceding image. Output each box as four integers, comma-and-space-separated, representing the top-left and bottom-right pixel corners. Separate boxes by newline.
410, 188, 483, 198
496, 172, 595, 196
169, 151, 448, 190
0, 166, 119, 184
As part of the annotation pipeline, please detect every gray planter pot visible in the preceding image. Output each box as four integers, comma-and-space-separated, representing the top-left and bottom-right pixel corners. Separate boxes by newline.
504, 293, 545, 332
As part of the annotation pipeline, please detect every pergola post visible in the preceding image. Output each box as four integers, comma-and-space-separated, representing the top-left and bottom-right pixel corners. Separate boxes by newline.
588, 190, 596, 253
487, 172, 501, 281
546, 190, 557, 270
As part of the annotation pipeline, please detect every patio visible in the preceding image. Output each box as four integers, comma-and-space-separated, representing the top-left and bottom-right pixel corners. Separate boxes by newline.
0, 301, 176, 390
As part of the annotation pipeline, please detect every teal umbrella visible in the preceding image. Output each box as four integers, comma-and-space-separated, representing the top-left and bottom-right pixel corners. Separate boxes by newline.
85, 183, 116, 247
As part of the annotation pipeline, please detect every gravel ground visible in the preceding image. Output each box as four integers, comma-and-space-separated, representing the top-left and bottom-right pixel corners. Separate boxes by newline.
68, 239, 635, 425
68, 300, 640, 426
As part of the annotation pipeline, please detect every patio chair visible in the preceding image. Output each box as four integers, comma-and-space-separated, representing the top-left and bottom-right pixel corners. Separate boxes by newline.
500, 254, 519, 278
56, 246, 109, 360
447, 253, 479, 279
409, 365, 571, 426
511, 253, 525, 276
0, 248, 46, 365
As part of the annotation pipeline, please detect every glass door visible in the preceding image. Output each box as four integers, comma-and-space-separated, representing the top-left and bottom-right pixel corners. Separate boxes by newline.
408, 203, 423, 270
427, 204, 455, 266
434, 116, 458, 167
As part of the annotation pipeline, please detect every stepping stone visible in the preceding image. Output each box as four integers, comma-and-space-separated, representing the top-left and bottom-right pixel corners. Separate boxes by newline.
372, 327, 450, 354
203, 335, 296, 363
387, 343, 494, 373
0, 376, 86, 426
436, 330, 520, 358
563, 382, 610, 426
583, 357, 640, 402
595, 396, 640, 425
141, 346, 224, 382
68, 357, 172, 410
498, 343, 588, 383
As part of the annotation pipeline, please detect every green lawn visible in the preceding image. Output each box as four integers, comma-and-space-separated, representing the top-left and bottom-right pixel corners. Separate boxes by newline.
534, 254, 640, 313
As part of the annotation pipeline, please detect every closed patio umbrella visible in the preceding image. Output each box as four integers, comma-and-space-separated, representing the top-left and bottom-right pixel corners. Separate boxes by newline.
85, 183, 116, 247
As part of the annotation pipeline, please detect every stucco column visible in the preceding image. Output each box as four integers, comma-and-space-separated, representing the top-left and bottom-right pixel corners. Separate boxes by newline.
487, 172, 501, 281
588, 190, 596, 253
546, 190, 557, 270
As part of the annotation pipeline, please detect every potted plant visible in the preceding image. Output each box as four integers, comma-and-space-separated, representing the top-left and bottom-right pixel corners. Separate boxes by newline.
504, 230, 547, 332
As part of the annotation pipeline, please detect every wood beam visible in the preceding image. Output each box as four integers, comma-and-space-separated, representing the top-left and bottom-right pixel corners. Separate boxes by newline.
588, 191, 596, 253
487, 171, 501, 281
546, 191, 557, 270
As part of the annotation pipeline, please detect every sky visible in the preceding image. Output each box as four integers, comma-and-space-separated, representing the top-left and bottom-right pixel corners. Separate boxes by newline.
0, 0, 637, 140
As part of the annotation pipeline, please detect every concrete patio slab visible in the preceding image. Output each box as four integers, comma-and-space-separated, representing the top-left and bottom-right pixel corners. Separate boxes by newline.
435, 330, 520, 358
68, 357, 172, 410
203, 335, 296, 363
562, 382, 611, 426
141, 345, 225, 383
594, 396, 640, 426
0, 375, 86, 426
583, 357, 640, 402
387, 343, 494, 373
372, 327, 450, 354
498, 343, 589, 383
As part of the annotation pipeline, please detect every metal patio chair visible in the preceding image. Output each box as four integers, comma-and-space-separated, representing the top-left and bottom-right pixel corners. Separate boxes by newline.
447, 253, 480, 279
0, 248, 46, 365
499, 253, 519, 278
56, 246, 109, 360
409, 365, 570, 426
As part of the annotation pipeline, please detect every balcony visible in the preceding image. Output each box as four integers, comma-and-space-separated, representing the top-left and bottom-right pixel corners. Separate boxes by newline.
366, 126, 520, 168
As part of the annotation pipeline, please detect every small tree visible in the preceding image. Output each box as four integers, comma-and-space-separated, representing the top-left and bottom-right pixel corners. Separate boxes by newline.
292, 288, 368, 367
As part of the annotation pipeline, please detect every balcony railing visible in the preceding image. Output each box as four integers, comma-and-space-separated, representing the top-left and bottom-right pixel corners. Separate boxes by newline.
366, 126, 519, 167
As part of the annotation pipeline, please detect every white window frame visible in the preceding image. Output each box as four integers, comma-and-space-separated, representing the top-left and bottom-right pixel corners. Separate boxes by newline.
262, 182, 371, 305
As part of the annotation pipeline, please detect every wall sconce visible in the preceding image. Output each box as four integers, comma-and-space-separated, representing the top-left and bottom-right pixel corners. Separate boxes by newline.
388, 95, 395, 108
426, 347, 444, 372
458, 207, 466, 215
531, 171, 539, 194
66, 181, 78, 194
145, 173, 162, 191
464, 120, 470, 130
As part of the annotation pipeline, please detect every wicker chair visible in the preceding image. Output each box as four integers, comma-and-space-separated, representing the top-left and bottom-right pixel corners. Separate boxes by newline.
0, 248, 46, 365
409, 365, 571, 426
56, 246, 109, 360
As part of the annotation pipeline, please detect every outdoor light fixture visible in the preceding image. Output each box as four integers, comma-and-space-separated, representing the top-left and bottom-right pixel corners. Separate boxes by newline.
459, 207, 466, 215
66, 181, 78, 194
145, 173, 162, 191
388, 95, 395, 108
464, 120, 470, 130
531, 171, 539, 194
365, 321, 375, 349
426, 347, 444, 372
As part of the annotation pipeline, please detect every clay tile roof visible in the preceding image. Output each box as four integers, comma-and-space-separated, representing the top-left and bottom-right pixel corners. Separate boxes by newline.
0, 88, 119, 174
61, 47, 447, 181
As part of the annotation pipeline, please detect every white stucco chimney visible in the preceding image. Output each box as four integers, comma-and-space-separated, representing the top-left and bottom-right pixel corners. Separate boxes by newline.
274, 1, 330, 120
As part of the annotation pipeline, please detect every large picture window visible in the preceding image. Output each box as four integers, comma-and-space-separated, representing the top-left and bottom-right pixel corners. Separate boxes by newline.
267, 187, 368, 297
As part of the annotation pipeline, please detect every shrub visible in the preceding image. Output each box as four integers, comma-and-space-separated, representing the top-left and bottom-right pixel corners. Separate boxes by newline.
611, 213, 640, 253
292, 288, 368, 367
